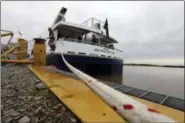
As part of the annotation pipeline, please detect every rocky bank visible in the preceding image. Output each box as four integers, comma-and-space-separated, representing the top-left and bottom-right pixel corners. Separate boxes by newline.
1, 64, 80, 123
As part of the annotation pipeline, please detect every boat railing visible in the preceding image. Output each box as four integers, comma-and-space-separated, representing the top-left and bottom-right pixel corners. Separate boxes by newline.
81, 18, 105, 31
64, 38, 122, 52
65, 38, 101, 46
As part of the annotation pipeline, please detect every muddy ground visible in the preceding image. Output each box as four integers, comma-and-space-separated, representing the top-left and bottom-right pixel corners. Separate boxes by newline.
1, 64, 80, 123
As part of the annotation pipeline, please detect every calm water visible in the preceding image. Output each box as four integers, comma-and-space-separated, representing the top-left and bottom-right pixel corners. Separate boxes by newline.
122, 66, 184, 99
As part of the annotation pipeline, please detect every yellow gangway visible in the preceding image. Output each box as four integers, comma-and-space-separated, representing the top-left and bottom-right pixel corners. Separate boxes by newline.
28, 65, 125, 122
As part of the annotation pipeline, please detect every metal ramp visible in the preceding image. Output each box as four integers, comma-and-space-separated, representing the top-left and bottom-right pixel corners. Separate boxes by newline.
162, 96, 184, 112
103, 82, 184, 112
101, 82, 184, 122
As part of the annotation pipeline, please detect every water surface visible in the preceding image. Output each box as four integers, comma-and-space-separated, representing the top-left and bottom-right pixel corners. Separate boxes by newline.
123, 66, 184, 99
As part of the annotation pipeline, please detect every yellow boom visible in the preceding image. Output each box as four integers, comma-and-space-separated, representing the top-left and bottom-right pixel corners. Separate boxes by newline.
1, 29, 14, 44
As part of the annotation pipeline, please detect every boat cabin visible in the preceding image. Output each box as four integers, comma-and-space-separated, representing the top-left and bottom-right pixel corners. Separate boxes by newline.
51, 7, 118, 50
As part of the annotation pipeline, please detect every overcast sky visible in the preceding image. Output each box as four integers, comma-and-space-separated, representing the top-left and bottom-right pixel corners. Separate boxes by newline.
1, 1, 184, 60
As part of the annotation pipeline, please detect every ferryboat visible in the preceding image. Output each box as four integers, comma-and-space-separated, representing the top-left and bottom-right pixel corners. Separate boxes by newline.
46, 7, 123, 82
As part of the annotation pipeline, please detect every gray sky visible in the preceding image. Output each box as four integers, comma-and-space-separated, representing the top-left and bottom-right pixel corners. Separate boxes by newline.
1, 1, 184, 60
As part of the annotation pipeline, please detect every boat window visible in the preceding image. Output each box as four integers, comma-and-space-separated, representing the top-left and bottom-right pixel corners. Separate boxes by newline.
64, 36, 68, 41
57, 33, 63, 40
92, 35, 98, 44
107, 44, 115, 49
77, 36, 82, 42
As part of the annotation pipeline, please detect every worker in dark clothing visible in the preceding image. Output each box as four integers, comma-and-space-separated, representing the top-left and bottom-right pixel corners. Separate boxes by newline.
48, 28, 54, 44
48, 28, 55, 51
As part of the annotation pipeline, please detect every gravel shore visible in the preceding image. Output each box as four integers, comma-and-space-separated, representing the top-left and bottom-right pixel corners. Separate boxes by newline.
1, 64, 80, 123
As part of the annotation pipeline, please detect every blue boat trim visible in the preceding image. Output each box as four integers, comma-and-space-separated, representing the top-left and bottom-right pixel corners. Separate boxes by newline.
46, 53, 123, 82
